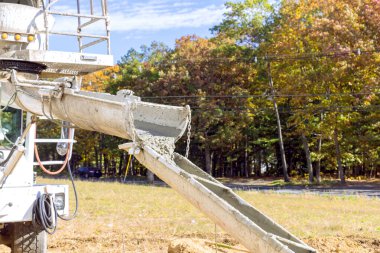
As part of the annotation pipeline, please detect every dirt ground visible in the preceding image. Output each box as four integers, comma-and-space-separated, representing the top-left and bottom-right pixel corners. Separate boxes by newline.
0, 179, 379, 252
1, 235, 379, 252
305, 236, 380, 253
167, 237, 380, 253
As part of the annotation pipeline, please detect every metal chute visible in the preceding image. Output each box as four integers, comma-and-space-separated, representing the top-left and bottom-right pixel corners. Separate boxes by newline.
0, 71, 190, 142
119, 144, 317, 253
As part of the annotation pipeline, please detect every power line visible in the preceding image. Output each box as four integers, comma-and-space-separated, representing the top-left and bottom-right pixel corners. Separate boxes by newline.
184, 104, 380, 114
142, 91, 380, 100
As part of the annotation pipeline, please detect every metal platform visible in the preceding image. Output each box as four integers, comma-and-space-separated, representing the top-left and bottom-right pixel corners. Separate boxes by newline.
10, 50, 113, 77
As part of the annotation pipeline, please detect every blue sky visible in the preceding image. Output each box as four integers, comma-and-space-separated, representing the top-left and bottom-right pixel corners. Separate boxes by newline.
49, 0, 231, 62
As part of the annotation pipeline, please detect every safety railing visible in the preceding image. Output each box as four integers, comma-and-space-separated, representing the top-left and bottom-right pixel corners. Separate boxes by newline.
41, 0, 111, 54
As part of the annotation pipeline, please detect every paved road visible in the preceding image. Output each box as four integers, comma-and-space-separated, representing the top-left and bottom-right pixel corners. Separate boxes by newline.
77, 177, 380, 198
129, 180, 380, 197
224, 183, 380, 198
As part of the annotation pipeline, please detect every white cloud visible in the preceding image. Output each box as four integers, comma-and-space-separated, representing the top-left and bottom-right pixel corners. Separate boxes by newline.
110, 4, 225, 32
49, 0, 226, 33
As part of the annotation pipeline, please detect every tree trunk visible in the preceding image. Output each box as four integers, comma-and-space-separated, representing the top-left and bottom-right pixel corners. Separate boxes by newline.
130, 156, 134, 176
213, 151, 219, 177
361, 152, 365, 177
301, 133, 313, 183
219, 154, 225, 177
118, 152, 125, 176
210, 151, 214, 176
244, 135, 249, 178
256, 150, 262, 177
315, 136, 322, 184
267, 62, 290, 182
146, 170, 154, 184
99, 134, 103, 171
205, 144, 212, 175
333, 128, 345, 183
104, 154, 109, 177
264, 158, 270, 176
94, 146, 99, 168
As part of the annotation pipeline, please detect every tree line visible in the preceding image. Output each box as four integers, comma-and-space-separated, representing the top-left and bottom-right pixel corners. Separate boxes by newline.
39, 0, 380, 183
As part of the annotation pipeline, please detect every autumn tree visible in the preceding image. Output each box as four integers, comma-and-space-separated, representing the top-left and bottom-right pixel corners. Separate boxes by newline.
49, 0, 380, 182
213, 0, 380, 182
267, 0, 380, 183
108, 37, 256, 176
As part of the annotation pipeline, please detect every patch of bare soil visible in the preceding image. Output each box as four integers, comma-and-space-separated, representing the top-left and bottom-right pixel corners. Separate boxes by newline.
168, 239, 212, 253
1, 236, 379, 252
168, 238, 247, 253
169, 236, 380, 253
305, 236, 380, 253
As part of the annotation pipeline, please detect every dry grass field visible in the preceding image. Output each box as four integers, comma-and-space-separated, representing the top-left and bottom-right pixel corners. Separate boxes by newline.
1, 178, 380, 252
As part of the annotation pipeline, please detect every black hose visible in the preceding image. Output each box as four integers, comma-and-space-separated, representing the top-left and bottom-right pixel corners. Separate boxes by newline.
32, 162, 78, 235
32, 193, 57, 235
58, 161, 78, 220
0, 145, 17, 167
0, 145, 21, 189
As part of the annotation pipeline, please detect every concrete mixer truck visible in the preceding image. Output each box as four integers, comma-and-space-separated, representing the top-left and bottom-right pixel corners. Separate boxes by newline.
0, 1, 316, 252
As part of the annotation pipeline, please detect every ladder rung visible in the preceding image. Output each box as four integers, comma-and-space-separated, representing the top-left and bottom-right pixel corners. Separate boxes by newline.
33, 161, 65, 166
80, 38, 107, 50
34, 139, 76, 143
79, 18, 101, 29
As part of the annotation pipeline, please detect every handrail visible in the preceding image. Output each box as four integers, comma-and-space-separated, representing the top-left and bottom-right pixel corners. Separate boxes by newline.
45, 31, 108, 39
42, 0, 111, 54
46, 11, 107, 19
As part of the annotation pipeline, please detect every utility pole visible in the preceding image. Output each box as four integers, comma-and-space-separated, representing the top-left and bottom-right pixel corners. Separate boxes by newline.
267, 61, 290, 182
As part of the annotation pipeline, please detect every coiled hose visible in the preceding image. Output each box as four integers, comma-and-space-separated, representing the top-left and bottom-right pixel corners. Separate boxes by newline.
32, 193, 57, 235
32, 162, 78, 234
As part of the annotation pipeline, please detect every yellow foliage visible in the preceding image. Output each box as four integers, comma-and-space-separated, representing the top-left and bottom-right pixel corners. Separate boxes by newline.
82, 65, 119, 92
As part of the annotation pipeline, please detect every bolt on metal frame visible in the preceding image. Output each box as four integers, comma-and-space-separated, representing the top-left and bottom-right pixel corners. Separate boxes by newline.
41, 0, 111, 54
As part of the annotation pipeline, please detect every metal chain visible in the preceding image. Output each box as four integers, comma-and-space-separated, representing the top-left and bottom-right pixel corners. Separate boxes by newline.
128, 102, 137, 144
185, 106, 192, 158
